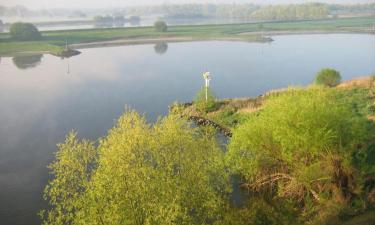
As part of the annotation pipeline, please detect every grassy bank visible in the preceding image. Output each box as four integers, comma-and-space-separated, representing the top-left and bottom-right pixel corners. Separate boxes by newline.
176, 76, 375, 131
1, 16, 375, 56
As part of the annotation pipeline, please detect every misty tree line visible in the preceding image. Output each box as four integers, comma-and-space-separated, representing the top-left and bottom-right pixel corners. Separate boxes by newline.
1, 3, 375, 20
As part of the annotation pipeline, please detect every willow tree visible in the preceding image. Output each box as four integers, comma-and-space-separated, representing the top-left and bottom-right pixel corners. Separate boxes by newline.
227, 87, 374, 224
41, 110, 229, 225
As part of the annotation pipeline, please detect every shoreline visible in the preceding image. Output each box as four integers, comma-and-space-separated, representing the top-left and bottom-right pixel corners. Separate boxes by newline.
174, 76, 375, 133
1, 16, 375, 56
2, 30, 374, 57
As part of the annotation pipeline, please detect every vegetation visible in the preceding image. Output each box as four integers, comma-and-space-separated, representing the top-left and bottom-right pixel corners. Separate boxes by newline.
42, 76, 375, 225
93, 15, 114, 24
251, 3, 329, 20
41, 111, 229, 225
315, 68, 342, 87
128, 16, 141, 23
227, 87, 375, 224
126, 3, 375, 20
154, 20, 168, 32
9, 22, 41, 41
194, 87, 218, 113
1, 16, 375, 56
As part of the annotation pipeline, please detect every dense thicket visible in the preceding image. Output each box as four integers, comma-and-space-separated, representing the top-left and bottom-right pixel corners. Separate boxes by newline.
227, 87, 375, 224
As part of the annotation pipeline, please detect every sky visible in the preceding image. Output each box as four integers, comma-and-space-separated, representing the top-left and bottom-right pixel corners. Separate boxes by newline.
1, 0, 375, 9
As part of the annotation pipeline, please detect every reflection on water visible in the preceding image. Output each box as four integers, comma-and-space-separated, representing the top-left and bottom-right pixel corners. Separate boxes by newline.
154, 42, 168, 55
0, 34, 374, 225
12, 54, 43, 70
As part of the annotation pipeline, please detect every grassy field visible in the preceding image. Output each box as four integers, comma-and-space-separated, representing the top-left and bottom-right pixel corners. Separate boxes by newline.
1, 16, 374, 56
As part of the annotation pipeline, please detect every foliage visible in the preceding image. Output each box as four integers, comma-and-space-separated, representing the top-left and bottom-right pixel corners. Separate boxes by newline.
41, 110, 228, 225
93, 15, 113, 24
154, 20, 168, 32
40, 132, 97, 225
10, 22, 41, 41
227, 87, 375, 224
194, 87, 218, 113
315, 68, 342, 87
251, 3, 329, 20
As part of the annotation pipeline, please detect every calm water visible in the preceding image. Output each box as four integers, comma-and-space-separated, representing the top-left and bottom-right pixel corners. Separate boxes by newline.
0, 34, 374, 225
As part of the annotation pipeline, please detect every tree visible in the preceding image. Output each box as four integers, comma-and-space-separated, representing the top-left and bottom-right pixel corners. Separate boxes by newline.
9, 22, 41, 41
41, 110, 228, 225
0, 19, 3, 27
154, 20, 168, 32
315, 68, 341, 87
227, 87, 373, 224
128, 16, 141, 25
40, 132, 97, 225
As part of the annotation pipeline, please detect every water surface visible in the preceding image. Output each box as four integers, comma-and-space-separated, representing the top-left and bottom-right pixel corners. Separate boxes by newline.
0, 34, 374, 225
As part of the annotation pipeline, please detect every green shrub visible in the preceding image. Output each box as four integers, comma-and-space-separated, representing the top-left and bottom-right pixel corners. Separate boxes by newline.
154, 20, 168, 32
315, 68, 342, 87
41, 111, 227, 225
227, 87, 373, 224
194, 87, 218, 113
10, 22, 41, 41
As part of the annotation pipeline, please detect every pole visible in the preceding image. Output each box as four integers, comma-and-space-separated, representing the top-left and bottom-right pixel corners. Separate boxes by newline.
203, 72, 211, 102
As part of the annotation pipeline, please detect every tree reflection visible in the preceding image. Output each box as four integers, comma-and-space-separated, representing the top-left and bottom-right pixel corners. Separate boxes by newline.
154, 42, 168, 55
12, 54, 43, 70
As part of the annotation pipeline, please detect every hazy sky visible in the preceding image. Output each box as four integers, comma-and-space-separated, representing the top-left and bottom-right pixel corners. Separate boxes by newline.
1, 0, 375, 9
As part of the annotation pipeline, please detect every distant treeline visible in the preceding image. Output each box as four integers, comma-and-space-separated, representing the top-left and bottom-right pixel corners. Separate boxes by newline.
1, 3, 375, 21
126, 3, 375, 20
251, 3, 329, 20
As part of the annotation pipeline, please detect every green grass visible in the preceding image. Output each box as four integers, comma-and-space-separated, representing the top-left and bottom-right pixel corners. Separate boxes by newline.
1, 16, 374, 55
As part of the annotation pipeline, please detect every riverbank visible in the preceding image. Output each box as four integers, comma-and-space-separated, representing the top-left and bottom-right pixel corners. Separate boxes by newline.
0, 16, 374, 56
174, 76, 375, 132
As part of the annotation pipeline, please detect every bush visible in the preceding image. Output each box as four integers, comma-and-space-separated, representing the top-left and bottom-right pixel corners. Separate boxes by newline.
10, 22, 41, 41
194, 87, 218, 113
154, 20, 168, 32
228, 87, 373, 224
41, 111, 227, 225
315, 68, 342, 87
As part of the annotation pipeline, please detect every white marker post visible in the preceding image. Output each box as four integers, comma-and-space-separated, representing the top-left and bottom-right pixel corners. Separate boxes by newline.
202, 72, 211, 101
